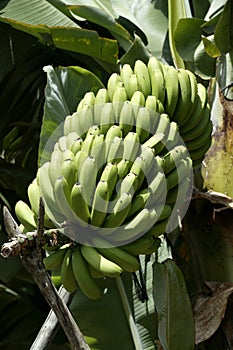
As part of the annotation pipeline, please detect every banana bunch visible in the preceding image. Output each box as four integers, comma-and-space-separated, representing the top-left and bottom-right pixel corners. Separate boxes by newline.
76, 58, 212, 166
14, 58, 200, 298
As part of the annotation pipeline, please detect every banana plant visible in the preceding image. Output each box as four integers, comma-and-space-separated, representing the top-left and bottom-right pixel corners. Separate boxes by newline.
0, 1, 233, 350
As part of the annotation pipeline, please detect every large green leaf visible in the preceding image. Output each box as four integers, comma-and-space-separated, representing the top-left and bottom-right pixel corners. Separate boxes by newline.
153, 259, 195, 350
118, 0, 168, 58
0, 0, 77, 27
214, 0, 233, 53
0, 0, 118, 64
174, 18, 216, 77
68, 2, 131, 40
38, 65, 104, 165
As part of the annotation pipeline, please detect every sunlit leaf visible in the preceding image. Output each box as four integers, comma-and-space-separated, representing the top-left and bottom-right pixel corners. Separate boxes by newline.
0, 0, 77, 27
202, 35, 221, 58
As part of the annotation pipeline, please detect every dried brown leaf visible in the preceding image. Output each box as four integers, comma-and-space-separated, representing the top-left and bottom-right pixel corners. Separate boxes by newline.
194, 282, 233, 344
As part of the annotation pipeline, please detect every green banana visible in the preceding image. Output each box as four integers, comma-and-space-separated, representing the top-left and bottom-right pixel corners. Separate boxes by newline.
72, 246, 102, 299
184, 121, 213, 151
180, 83, 208, 134
172, 68, 192, 125
117, 159, 131, 179
119, 207, 159, 243
53, 176, 75, 222
122, 233, 161, 255
107, 136, 124, 163
43, 243, 70, 270
74, 150, 88, 178
107, 72, 122, 101
70, 137, 83, 155
37, 163, 65, 226
163, 65, 179, 118
81, 133, 95, 154
119, 101, 134, 136
162, 145, 189, 174
147, 171, 167, 206
64, 115, 72, 136
90, 180, 109, 227
15, 200, 37, 231
90, 134, 106, 170
131, 90, 145, 116
166, 157, 192, 190
100, 162, 118, 199
136, 107, 151, 143
117, 172, 138, 198
61, 248, 78, 293
94, 88, 110, 106
148, 219, 168, 237
148, 56, 165, 101
182, 107, 210, 142
77, 106, 94, 138
78, 156, 98, 207
79, 91, 95, 110
27, 179, 41, 217
126, 188, 150, 219
165, 121, 180, 151
27, 178, 53, 228
127, 74, 139, 100
61, 158, 77, 191
100, 102, 115, 135
112, 85, 127, 117
105, 125, 122, 143
123, 131, 140, 162
65, 131, 80, 150
97, 246, 140, 272
120, 63, 134, 99
70, 182, 90, 224
145, 95, 158, 112
80, 245, 123, 277
62, 149, 75, 162
134, 60, 151, 98
86, 125, 101, 137
103, 192, 132, 228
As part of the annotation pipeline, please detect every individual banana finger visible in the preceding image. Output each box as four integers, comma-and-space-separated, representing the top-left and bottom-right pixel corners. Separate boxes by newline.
70, 182, 90, 224
15, 200, 37, 231
72, 246, 102, 299
90, 180, 109, 227
80, 245, 123, 277
119, 101, 134, 136
61, 248, 78, 293
103, 192, 132, 228
43, 243, 70, 270
134, 60, 151, 98
97, 246, 140, 272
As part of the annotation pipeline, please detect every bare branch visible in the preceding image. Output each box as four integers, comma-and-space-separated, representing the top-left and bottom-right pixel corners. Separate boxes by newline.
1, 205, 90, 350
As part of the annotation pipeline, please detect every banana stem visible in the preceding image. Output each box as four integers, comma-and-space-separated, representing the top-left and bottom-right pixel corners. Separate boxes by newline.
115, 276, 144, 350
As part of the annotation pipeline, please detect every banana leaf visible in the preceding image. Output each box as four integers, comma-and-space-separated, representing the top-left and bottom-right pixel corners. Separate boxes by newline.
0, 0, 118, 64
153, 259, 195, 350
